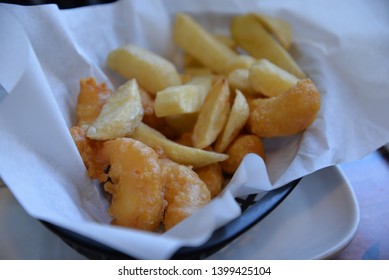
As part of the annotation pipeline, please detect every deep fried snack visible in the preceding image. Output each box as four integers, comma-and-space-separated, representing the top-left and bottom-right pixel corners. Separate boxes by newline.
249, 59, 299, 97
102, 138, 165, 232
192, 77, 230, 149
224, 54, 256, 74
214, 89, 250, 153
87, 79, 144, 141
130, 123, 228, 168
221, 134, 266, 175
154, 84, 208, 117
173, 13, 237, 74
231, 14, 305, 78
164, 113, 198, 137
76, 77, 112, 126
227, 69, 256, 95
139, 87, 176, 139
252, 13, 293, 50
195, 163, 223, 198
159, 158, 210, 230
107, 44, 181, 94
174, 135, 223, 198
248, 79, 321, 138
70, 126, 108, 182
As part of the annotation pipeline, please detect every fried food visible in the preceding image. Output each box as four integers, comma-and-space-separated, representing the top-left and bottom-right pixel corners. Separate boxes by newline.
154, 84, 209, 117
70, 126, 108, 182
192, 77, 231, 149
159, 158, 210, 230
252, 13, 293, 50
174, 132, 193, 147
231, 14, 305, 78
138, 87, 176, 139
130, 123, 228, 168
214, 90, 250, 153
221, 134, 266, 175
102, 138, 165, 232
173, 13, 237, 74
249, 59, 299, 97
173, 135, 223, 197
164, 113, 198, 137
195, 162, 223, 198
69, 11, 324, 233
224, 54, 256, 74
86, 79, 143, 141
227, 69, 256, 95
106, 44, 181, 94
248, 79, 321, 138
76, 77, 112, 126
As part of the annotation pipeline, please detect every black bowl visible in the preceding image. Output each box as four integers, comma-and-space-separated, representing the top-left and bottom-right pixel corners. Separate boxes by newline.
42, 178, 300, 259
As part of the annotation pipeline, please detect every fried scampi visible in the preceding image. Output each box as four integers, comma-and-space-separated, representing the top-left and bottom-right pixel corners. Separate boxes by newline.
70, 126, 108, 183
102, 138, 165, 232
159, 158, 211, 231
76, 77, 112, 126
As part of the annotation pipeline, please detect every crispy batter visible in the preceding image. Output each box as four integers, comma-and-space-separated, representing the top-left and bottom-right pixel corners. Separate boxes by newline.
159, 158, 210, 230
76, 77, 112, 126
221, 134, 266, 175
195, 163, 223, 198
70, 126, 108, 182
102, 138, 165, 232
175, 134, 223, 197
248, 79, 321, 137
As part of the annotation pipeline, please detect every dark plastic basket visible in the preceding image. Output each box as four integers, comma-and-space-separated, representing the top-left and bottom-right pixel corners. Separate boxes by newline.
42, 178, 300, 259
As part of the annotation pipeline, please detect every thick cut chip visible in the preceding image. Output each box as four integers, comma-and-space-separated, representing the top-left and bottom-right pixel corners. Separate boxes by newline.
173, 13, 237, 74
138, 87, 176, 139
129, 123, 228, 168
253, 13, 293, 49
224, 54, 256, 74
107, 44, 181, 94
103, 138, 164, 232
154, 84, 210, 117
212, 33, 237, 50
87, 79, 143, 140
248, 79, 321, 137
227, 69, 256, 95
76, 77, 112, 126
249, 59, 299, 97
231, 14, 305, 78
192, 77, 230, 149
215, 90, 250, 153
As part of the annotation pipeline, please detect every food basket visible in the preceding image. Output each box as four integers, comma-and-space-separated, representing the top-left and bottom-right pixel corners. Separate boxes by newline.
2, 0, 389, 260
43, 179, 299, 259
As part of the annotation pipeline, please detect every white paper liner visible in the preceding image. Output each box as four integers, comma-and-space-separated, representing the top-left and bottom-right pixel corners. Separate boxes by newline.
1, 0, 389, 259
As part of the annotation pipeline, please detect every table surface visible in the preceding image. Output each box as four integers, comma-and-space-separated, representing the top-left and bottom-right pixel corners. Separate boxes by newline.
333, 147, 389, 260
1, 147, 388, 260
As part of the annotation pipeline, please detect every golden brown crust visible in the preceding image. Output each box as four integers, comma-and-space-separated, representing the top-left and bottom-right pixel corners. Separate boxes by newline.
221, 134, 266, 175
76, 77, 112, 126
248, 79, 321, 138
102, 138, 165, 232
159, 158, 210, 230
